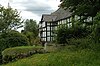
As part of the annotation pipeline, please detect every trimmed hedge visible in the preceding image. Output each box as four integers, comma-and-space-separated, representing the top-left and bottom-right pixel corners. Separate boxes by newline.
2, 46, 44, 64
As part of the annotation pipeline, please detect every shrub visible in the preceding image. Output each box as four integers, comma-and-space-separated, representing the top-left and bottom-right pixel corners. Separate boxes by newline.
0, 30, 29, 64
56, 24, 90, 44
56, 26, 68, 44
67, 38, 93, 49
92, 11, 100, 43
33, 37, 41, 46
2, 46, 44, 64
0, 30, 29, 49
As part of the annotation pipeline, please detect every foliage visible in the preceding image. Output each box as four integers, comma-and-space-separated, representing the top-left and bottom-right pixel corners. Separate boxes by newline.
56, 21, 90, 44
56, 25, 68, 44
24, 19, 38, 38
0, 5, 22, 32
0, 30, 29, 64
92, 12, 100, 43
60, 0, 100, 17
22, 19, 38, 45
67, 38, 94, 49
3, 45, 100, 66
2, 46, 44, 64
22, 31, 34, 45
33, 37, 41, 46
0, 30, 29, 52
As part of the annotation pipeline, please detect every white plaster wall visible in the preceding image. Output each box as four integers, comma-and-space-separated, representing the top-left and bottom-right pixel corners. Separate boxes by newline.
42, 22, 45, 27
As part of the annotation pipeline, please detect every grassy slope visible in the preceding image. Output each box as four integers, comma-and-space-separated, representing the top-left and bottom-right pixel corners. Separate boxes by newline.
3, 46, 100, 66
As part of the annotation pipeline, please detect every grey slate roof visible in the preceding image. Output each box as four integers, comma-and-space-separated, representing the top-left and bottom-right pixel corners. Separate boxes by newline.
41, 8, 72, 22
41, 14, 57, 22
52, 8, 72, 21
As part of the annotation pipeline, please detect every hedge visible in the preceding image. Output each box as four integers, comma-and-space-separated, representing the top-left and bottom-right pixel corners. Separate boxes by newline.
2, 46, 44, 64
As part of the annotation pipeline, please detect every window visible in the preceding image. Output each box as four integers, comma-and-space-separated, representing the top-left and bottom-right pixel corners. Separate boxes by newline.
68, 23, 72, 28
75, 15, 78, 20
67, 18, 70, 23
47, 27, 50, 31
42, 38, 46, 41
70, 17, 72, 22
51, 37, 53, 41
47, 32, 50, 36
43, 32, 46, 37
47, 37, 50, 41
47, 23, 50, 25
59, 21, 61, 24
58, 21, 60, 25
62, 20, 66, 24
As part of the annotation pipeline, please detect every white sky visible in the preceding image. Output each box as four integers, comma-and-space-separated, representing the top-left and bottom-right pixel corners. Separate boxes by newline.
0, 0, 61, 32
0, 0, 61, 22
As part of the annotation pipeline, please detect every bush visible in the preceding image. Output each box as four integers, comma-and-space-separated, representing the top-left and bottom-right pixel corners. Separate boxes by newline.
0, 30, 29, 49
56, 24, 90, 44
92, 11, 100, 43
0, 30, 30, 64
67, 38, 93, 49
56, 26, 68, 44
33, 37, 41, 46
2, 46, 44, 64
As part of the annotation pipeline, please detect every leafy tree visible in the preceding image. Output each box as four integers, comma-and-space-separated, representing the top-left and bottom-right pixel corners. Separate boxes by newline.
60, 0, 100, 17
0, 5, 22, 33
22, 19, 38, 45
24, 19, 38, 38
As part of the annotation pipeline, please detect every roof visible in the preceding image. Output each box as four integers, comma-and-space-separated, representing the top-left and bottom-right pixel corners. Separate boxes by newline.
51, 8, 72, 21
41, 14, 57, 22
41, 8, 72, 22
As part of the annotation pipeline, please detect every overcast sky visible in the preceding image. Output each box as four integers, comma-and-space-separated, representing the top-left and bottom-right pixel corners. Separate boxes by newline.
0, 0, 61, 23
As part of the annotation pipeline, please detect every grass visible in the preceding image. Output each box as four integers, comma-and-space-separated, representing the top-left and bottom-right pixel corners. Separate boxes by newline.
2, 45, 100, 66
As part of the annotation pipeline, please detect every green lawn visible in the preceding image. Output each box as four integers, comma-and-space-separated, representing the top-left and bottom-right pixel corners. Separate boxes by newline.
3, 46, 100, 66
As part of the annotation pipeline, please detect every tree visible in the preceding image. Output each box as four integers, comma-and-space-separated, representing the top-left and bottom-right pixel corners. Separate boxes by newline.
22, 19, 38, 45
60, 0, 100, 17
0, 5, 22, 33
24, 19, 38, 38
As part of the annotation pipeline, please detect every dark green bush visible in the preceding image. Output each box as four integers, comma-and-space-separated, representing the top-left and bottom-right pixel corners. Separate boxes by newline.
56, 26, 68, 44
0, 30, 29, 49
92, 12, 100, 43
2, 46, 44, 64
67, 38, 93, 49
56, 24, 90, 44
0, 31, 29, 64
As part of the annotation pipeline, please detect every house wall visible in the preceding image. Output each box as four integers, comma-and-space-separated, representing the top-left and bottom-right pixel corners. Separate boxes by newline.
39, 21, 57, 42
39, 15, 93, 42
